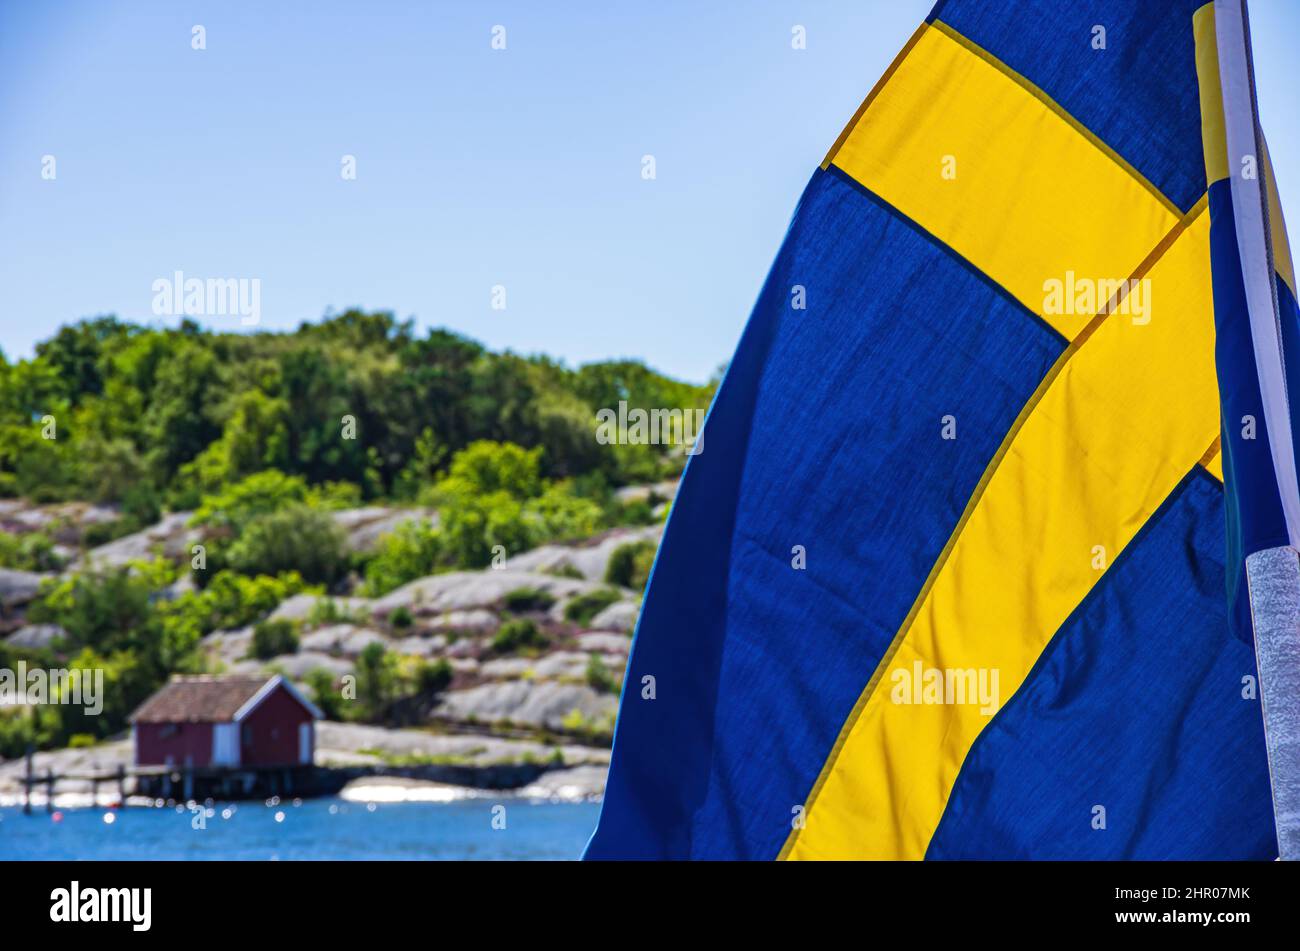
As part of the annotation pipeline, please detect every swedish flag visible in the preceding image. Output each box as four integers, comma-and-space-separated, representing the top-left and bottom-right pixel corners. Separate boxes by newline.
586, 0, 1290, 860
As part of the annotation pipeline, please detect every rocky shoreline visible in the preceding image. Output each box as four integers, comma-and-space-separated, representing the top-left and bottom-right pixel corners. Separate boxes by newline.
2, 489, 676, 808
0, 720, 611, 808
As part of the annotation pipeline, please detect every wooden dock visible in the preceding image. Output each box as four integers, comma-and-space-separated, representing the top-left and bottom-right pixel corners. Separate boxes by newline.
18, 749, 319, 811
20, 749, 131, 813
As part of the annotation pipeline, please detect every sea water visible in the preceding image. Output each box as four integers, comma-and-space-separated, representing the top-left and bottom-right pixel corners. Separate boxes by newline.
0, 798, 601, 860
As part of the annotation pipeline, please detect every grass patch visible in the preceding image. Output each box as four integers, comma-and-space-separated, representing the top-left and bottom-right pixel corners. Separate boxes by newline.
559, 708, 616, 744
357, 747, 487, 767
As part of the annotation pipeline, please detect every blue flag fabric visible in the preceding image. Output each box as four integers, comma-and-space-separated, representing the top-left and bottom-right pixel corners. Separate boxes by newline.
586, 0, 1282, 860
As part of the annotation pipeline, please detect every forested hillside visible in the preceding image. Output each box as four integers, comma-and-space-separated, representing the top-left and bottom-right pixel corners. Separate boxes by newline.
0, 310, 712, 511
0, 311, 714, 757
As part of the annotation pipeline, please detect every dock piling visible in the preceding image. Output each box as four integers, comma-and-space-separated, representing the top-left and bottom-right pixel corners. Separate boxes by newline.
22, 746, 32, 815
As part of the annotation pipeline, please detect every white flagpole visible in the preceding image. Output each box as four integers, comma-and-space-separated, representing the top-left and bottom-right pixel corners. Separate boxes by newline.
1216, 0, 1300, 860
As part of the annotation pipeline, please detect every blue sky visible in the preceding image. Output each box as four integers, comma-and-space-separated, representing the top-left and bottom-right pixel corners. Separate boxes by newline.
2, 0, 1299, 384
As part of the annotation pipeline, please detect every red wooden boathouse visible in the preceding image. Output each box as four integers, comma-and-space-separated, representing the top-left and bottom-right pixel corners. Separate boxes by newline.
130, 674, 322, 769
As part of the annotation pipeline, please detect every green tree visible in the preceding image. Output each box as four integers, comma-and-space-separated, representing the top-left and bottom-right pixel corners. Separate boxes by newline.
28, 566, 162, 669
181, 389, 291, 490
306, 668, 345, 720
34, 317, 131, 402
77, 435, 150, 504
142, 340, 221, 482
392, 427, 448, 500
354, 642, 400, 722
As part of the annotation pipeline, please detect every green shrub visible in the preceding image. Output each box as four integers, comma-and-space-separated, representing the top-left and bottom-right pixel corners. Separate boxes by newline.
604, 539, 657, 592
441, 440, 542, 498
492, 618, 547, 654
354, 642, 400, 722
306, 481, 364, 510
0, 531, 64, 572
161, 568, 309, 641
435, 488, 533, 569
306, 597, 366, 626
81, 518, 141, 549
502, 586, 556, 613
121, 483, 163, 527
226, 504, 348, 585
362, 519, 442, 596
585, 654, 618, 694
14, 439, 79, 503
306, 667, 345, 720
416, 658, 454, 694
559, 708, 616, 743
616, 498, 656, 526
563, 588, 622, 626
544, 563, 584, 580
0, 708, 30, 757
388, 605, 413, 629
21, 647, 158, 752
29, 565, 159, 661
77, 436, 150, 505
191, 469, 310, 531
523, 481, 603, 542
248, 618, 299, 660
428, 445, 602, 569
